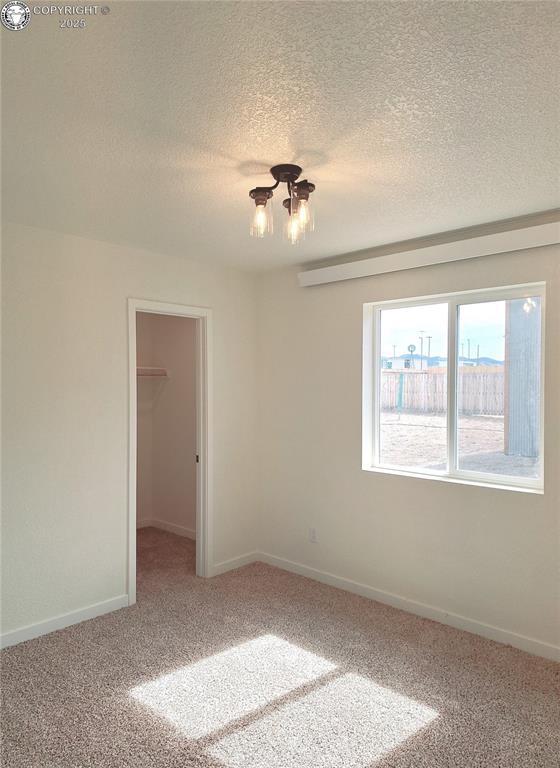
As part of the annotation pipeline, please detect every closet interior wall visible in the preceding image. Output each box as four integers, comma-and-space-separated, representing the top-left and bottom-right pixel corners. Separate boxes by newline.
136, 312, 197, 540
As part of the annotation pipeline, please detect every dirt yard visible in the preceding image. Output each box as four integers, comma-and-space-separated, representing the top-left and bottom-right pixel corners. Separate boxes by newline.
380, 412, 539, 478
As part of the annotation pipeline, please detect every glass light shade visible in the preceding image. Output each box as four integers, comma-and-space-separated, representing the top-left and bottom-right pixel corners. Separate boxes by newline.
250, 202, 272, 238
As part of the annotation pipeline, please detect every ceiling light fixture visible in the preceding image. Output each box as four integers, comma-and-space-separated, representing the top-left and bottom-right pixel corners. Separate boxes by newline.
249, 164, 315, 244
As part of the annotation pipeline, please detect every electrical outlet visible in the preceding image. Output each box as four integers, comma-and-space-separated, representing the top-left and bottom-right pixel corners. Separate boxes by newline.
308, 527, 318, 544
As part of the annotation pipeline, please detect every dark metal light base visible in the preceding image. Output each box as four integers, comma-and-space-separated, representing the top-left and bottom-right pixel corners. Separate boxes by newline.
270, 164, 302, 184
249, 187, 274, 204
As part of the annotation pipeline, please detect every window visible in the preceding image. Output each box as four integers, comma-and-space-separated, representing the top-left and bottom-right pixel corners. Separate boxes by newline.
363, 284, 544, 491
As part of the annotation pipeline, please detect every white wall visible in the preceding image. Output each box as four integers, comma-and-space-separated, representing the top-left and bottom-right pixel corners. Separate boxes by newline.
257, 245, 560, 656
1, 222, 259, 636
136, 312, 197, 537
2, 221, 558, 659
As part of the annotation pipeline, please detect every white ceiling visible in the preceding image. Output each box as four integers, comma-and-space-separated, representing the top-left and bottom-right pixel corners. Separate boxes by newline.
3, 1, 559, 271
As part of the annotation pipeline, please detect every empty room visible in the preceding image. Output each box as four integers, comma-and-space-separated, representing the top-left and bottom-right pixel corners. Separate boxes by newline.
1, 2, 559, 767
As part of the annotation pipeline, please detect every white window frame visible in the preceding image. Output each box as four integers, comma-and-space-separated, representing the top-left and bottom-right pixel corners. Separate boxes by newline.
362, 283, 545, 493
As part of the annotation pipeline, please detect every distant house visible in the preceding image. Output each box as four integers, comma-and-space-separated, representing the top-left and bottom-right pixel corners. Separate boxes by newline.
382, 355, 503, 370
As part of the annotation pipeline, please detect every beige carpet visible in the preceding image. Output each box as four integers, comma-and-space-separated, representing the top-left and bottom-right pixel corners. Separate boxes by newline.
1, 527, 558, 767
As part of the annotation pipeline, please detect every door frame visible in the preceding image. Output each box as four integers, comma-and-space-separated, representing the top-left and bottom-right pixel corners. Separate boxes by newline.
127, 298, 213, 604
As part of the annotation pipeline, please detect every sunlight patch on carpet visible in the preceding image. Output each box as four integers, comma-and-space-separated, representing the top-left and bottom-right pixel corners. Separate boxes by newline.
209, 673, 438, 768
129, 634, 336, 738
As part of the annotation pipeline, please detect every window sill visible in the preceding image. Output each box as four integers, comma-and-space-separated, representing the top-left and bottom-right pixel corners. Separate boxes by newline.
362, 464, 544, 495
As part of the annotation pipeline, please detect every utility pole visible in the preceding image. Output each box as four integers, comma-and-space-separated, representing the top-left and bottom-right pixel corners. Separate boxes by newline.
476, 344, 480, 365
392, 344, 397, 362
419, 335, 424, 371
426, 335, 432, 362
467, 339, 471, 361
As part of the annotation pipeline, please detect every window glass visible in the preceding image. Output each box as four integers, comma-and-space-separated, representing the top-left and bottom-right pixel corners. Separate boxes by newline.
379, 303, 448, 471
457, 297, 542, 478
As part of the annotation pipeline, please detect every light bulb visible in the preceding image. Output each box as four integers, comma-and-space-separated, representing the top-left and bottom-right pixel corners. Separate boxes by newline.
287, 215, 300, 244
254, 206, 266, 236
297, 199, 312, 231
298, 199, 309, 226
250, 203, 271, 238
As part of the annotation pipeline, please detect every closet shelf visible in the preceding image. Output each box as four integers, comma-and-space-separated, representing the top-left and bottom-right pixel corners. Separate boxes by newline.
137, 366, 168, 378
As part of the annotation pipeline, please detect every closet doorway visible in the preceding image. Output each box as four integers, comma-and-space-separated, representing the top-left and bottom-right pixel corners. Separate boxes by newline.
128, 299, 212, 605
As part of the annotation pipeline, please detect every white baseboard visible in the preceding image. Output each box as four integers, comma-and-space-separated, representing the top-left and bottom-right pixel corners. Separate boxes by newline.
137, 518, 196, 540
258, 552, 560, 662
0, 595, 129, 649
3, 551, 556, 662
210, 551, 260, 577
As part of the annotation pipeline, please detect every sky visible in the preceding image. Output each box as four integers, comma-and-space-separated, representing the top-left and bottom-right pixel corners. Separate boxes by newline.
380, 300, 508, 361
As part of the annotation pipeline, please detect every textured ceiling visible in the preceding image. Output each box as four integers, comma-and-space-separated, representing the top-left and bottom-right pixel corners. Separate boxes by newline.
2, 1, 559, 271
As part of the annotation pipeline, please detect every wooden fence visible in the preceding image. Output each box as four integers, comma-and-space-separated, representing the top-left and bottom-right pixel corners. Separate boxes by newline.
381, 367, 504, 416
